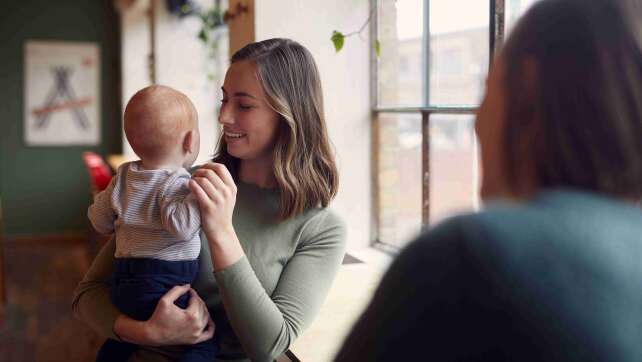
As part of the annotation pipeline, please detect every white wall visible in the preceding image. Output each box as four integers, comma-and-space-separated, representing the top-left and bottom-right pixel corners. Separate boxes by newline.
120, 0, 224, 165
155, 1, 228, 164
255, 0, 373, 250
121, 0, 373, 249
120, 1, 151, 159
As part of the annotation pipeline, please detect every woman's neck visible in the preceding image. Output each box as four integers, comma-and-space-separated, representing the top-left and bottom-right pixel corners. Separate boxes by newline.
238, 156, 277, 189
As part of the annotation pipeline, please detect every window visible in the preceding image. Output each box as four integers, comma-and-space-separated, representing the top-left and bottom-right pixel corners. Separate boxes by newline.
506, 0, 542, 34
433, 48, 464, 77
372, 0, 540, 250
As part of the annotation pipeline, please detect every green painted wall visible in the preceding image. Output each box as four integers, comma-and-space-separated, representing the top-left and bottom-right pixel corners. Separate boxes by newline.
0, 0, 121, 236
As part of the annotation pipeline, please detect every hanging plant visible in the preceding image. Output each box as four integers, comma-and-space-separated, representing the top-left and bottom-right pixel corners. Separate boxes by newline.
167, 0, 226, 80
166, 0, 198, 17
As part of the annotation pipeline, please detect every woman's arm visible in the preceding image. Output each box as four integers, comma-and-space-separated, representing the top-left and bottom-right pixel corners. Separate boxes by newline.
216, 211, 346, 361
72, 237, 122, 339
189, 164, 347, 361
72, 237, 215, 346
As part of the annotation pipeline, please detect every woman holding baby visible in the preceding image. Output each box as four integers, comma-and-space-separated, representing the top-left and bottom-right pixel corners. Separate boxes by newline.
73, 38, 346, 362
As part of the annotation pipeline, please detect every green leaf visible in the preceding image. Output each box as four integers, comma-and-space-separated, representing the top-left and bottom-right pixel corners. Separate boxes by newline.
198, 28, 208, 43
210, 8, 224, 27
375, 39, 381, 57
331, 31, 345, 53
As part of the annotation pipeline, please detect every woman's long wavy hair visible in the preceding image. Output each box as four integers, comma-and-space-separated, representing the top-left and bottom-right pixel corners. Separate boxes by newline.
213, 38, 339, 219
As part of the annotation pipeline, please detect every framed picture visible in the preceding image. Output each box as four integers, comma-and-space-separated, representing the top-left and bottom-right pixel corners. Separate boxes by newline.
24, 40, 101, 146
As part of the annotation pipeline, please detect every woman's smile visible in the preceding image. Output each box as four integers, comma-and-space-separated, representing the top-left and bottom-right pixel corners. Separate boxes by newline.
224, 130, 246, 139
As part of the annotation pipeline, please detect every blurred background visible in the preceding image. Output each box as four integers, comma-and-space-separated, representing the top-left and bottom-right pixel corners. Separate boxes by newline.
0, 0, 538, 360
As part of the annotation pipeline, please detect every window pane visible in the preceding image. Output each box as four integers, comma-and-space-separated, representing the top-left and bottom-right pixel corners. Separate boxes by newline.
429, 114, 479, 225
375, 113, 422, 248
505, 0, 542, 36
376, 0, 489, 107
377, 0, 425, 107
374, 113, 481, 248
429, 0, 489, 106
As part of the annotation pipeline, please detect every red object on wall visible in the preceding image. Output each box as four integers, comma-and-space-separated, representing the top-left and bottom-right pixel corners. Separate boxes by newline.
82, 152, 112, 192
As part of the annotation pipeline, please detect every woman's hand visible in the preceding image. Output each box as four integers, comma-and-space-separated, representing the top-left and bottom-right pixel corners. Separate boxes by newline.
189, 162, 245, 271
190, 163, 237, 241
114, 285, 215, 346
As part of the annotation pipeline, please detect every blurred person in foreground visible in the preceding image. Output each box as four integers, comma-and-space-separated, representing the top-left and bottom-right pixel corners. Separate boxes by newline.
335, 0, 642, 361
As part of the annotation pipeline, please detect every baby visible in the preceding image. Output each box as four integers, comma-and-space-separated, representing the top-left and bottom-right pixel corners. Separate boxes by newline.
88, 85, 217, 362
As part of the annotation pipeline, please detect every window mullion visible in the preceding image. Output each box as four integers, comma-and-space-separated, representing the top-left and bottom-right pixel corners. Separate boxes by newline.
422, 0, 430, 107
490, 0, 506, 65
421, 111, 431, 225
371, 0, 379, 109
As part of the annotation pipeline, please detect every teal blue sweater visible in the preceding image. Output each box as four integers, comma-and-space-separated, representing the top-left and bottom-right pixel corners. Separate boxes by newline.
336, 190, 642, 361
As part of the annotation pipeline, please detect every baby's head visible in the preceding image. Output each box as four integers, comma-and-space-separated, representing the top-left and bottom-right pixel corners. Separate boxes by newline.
124, 85, 200, 169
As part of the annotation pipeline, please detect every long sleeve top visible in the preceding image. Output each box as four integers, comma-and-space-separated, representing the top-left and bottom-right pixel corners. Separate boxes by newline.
88, 161, 201, 261
74, 181, 347, 362
335, 189, 642, 362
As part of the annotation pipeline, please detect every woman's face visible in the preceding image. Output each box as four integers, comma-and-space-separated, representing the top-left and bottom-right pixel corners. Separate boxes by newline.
219, 60, 280, 162
475, 56, 510, 200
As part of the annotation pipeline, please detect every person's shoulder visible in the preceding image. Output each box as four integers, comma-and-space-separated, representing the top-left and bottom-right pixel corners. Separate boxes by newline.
409, 212, 481, 255
166, 167, 192, 182
441, 199, 548, 239
114, 160, 135, 177
389, 208, 534, 303
108, 161, 134, 190
465, 190, 642, 250
302, 207, 346, 230
410, 203, 535, 259
307, 206, 345, 225
415, 207, 513, 244
298, 207, 347, 247
412, 190, 642, 275
157, 168, 192, 198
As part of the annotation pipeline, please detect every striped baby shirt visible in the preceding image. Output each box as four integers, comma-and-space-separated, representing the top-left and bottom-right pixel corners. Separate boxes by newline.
88, 161, 201, 261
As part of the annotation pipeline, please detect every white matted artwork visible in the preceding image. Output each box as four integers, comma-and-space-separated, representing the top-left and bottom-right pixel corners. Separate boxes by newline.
24, 40, 101, 146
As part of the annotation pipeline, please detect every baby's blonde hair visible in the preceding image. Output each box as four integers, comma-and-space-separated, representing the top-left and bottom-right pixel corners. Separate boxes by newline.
124, 85, 197, 162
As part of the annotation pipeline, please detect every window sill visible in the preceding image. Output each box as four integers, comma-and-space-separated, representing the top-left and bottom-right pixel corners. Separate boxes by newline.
289, 246, 393, 361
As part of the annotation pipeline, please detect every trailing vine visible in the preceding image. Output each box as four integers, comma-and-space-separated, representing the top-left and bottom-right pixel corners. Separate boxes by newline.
331, 3, 381, 56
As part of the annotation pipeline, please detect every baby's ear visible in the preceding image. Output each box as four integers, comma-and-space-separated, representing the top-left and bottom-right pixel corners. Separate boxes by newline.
182, 130, 194, 153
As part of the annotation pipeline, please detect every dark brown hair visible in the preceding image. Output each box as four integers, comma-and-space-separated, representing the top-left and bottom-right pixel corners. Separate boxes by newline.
501, 0, 642, 199
213, 38, 339, 219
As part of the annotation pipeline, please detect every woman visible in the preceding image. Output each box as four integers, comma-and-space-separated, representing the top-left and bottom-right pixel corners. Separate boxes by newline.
73, 38, 346, 362
336, 0, 642, 361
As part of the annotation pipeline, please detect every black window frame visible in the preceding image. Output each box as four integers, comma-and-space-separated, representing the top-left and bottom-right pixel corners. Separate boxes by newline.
371, 0, 505, 251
